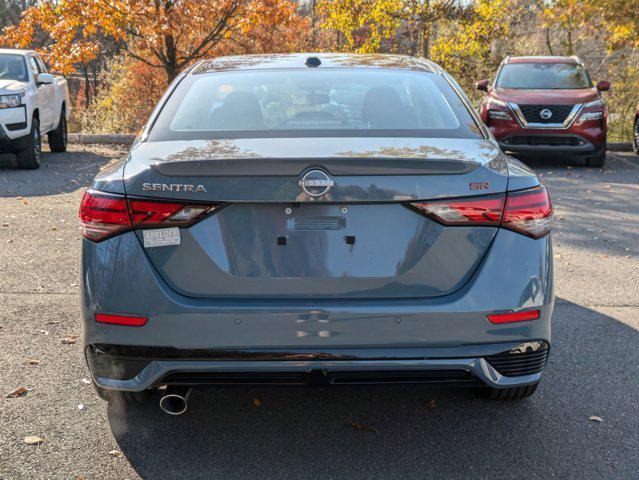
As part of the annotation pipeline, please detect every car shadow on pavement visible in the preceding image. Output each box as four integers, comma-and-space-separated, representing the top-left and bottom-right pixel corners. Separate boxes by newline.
0, 149, 120, 197
107, 298, 638, 480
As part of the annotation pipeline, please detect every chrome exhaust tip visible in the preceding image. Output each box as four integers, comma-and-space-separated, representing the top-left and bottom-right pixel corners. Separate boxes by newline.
159, 386, 191, 415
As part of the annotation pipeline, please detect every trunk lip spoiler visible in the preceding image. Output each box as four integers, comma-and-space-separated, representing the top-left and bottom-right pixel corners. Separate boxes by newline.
150, 157, 481, 177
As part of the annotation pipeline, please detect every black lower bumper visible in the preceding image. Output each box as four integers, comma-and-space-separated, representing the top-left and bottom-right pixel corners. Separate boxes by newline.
0, 127, 27, 153
86, 343, 549, 388
499, 134, 599, 156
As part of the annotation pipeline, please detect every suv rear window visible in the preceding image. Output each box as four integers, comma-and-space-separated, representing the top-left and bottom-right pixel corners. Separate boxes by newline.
496, 63, 592, 89
149, 69, 482, 140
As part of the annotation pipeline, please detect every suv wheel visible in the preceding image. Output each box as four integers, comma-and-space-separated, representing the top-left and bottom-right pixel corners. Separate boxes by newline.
633, 118, 639, 155
482, 382, 539, 400
16, 117, 41, 169
48, 108, 68, 152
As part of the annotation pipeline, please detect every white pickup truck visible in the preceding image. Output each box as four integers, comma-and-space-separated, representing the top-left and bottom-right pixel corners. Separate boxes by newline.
0, 48, 69, 169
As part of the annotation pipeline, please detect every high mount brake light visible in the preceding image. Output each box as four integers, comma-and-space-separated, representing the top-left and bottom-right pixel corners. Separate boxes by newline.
409, 186, 552, 239
79, 190, 220, 242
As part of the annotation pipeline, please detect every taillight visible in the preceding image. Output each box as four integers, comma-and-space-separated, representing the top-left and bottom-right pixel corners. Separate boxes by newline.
410, 194, 504, 226
127, 199, 218, 228
79, 190, 220, 242
502, 186, 552, 239
79, 191, 131, 241
409, 186, 552, 239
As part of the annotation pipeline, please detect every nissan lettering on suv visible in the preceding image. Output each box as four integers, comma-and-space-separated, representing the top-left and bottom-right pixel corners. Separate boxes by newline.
79, 54, 554, 414
477, 56, 609, 167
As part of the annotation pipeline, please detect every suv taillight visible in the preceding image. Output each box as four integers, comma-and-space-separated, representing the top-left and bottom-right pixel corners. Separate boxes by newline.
409, 186, 552, 239
79, 190, 220, 242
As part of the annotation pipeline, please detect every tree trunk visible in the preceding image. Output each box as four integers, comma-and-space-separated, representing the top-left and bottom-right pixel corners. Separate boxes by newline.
164, 33, 179, 83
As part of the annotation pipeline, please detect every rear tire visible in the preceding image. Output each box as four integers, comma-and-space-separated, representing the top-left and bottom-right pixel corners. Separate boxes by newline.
16, 117, 41, 169
482, 382, 539, 400
585, 147, 606, 168
633, 118, 639, 155
48, 108, 67, 152
93, 383, 152, 404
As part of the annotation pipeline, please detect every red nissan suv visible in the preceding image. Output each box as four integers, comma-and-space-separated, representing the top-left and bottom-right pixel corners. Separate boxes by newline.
477, 56, 610, 167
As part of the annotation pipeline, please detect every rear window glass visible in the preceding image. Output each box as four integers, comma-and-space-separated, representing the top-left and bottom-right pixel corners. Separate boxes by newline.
496, 63, 592, 89
149, 69, 482, 140
0, 54, 29, 82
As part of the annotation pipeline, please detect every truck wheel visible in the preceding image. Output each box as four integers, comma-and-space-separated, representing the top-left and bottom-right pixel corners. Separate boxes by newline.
16, 117, 41, 169
585, 147, 606, 168
633, 119, 639, 155
48, 108, 68, 152
482, 382, 539, 400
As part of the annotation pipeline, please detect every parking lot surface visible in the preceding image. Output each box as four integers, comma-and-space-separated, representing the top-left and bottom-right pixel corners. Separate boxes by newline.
0, 146, 638, 479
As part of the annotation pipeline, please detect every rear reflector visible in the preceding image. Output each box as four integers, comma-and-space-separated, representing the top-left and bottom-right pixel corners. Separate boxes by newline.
79, 190, 221, 242
409, 186, 552, 239
95, 313, 148, 327
487, 310, 540, 324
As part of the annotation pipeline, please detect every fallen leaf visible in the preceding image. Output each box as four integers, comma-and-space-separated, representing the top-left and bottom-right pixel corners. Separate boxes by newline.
350, 422, 378, 433
24, 436, 44, 446
27, 359, 40, 365
108, 450, 123, 458
588, 415, 603, 423
252, 398, 262, 407
6, 386, 28, 398
61, 335, 79, 345
51, 226, 58, 231
425, 399, 437, 409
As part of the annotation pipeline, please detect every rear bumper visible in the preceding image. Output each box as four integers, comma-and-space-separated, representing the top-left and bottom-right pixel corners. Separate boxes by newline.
81, 227, 554, 391
86, 342, 548, 391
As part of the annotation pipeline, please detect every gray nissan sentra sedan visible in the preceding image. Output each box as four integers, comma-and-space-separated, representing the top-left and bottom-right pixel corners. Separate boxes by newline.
79, 54, 553, 413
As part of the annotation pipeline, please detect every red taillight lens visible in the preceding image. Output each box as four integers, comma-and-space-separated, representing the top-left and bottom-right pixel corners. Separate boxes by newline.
409, 186, 552, 239
79, 190, 220, 242
410, 194, 505, 226
79, 191, 131, 241
127, 199, 217, 228
502, 186, 552, 239
95, 313, 148, 327
487, 309, 540, 324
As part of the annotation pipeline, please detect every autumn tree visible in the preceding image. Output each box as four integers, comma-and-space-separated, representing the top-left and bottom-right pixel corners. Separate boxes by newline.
1, 0, 309, 83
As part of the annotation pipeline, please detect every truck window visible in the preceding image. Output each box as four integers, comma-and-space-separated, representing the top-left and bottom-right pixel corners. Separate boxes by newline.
29, 56, 40, 77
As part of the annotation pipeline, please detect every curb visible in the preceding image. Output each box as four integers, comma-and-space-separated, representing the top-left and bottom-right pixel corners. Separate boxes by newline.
68, 133, 136, 145
608, 142, 633, 152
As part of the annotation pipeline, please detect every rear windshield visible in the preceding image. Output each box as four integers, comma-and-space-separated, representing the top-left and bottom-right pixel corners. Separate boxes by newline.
149, 69, 482, 140
0, 54, 29, 82
496, 63, 592, 89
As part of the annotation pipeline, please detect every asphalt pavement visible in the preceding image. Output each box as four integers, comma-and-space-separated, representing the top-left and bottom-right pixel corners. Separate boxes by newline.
0, 146, 637, 480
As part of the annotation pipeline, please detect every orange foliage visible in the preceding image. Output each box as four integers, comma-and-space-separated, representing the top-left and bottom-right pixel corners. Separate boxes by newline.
1, 0, 310, 81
